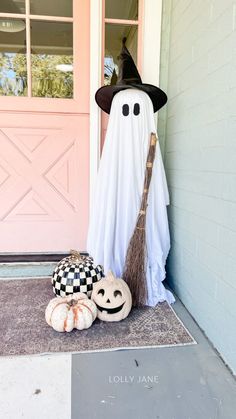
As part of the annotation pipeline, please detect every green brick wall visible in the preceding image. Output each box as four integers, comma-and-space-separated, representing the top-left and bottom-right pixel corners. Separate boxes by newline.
160, 0, 236, 374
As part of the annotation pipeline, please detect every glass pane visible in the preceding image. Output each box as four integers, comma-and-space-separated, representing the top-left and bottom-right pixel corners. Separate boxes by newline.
0, 0, 25, 14
104, 23, 138, 85
30, 0, 72, 17
0, 18, 27, 96
105, 0, 138, 20
31, 21, 73, 98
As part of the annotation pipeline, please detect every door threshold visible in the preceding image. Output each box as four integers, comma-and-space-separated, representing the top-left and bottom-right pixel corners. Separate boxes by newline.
0, 252, 88, 263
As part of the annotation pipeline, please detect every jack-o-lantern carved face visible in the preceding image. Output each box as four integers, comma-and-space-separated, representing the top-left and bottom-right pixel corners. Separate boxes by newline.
91, 271, 132, 322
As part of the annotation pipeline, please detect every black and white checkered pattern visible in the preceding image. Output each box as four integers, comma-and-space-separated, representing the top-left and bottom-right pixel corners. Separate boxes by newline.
52, 255, 104, 298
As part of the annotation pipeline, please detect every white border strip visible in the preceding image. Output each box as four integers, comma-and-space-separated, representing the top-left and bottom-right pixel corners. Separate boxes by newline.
1, 339, 197, 360
168, 303, 197, 345
0, 276, 52, 281
89, 0, 102, 216
0, 262, 56, 266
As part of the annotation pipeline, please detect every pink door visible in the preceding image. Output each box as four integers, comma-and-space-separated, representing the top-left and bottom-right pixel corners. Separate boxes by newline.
0, 1, 90, 253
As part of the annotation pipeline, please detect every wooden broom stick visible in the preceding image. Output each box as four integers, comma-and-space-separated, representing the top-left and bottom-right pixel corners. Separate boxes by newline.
122, 132, 158, 307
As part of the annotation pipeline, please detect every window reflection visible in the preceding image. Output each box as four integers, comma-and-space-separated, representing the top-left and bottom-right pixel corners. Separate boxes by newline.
31, 21, 73, 98
0, 18, 27, 96
105, 0, 138, 20
30, 0, 72, 17
104, 24, 138, 85
0, 0, 25, 14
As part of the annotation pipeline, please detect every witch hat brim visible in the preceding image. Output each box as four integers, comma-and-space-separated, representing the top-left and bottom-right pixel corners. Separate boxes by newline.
96, 38, 167, 114
95, 83, 167, 114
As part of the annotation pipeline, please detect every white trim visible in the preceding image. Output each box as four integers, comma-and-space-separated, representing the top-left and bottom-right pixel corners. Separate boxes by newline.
142, 0, 163, 127
89, 0, 103, 215
142, 0, 163, 85
0, 276, 52, 281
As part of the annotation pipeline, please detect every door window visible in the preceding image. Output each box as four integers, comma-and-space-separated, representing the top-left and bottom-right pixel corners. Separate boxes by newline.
105, 0, 138, 20
104, 0, 141, 86
0, 0, 73, 98
0, 18, 27, 96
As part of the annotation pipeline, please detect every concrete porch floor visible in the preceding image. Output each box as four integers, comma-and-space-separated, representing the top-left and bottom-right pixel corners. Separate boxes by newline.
0, 297, 235, 419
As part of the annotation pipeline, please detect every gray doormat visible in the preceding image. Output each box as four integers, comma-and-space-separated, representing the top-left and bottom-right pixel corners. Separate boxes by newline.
0, 278, 196, 356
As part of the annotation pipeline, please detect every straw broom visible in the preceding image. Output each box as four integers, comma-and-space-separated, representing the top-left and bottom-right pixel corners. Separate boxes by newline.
122, 132, 158, 307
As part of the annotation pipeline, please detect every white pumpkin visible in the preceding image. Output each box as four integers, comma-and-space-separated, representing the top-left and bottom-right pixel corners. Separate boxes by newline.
91, 271, 132, 322
45, 292, 97, 332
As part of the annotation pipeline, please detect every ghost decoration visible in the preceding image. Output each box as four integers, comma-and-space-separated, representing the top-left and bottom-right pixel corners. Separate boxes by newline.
87, 89, 174, 307
87, 40, 175, 307
91, 271, 132, 322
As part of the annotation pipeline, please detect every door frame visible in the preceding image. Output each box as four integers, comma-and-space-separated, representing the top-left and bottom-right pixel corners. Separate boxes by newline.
89, 0, 164, 212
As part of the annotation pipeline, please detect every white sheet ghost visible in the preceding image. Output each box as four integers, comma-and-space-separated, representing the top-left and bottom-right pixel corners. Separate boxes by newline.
87, 89, 175, 306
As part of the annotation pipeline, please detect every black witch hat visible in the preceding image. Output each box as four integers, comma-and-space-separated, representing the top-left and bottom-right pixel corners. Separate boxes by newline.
95, 38, 167, 114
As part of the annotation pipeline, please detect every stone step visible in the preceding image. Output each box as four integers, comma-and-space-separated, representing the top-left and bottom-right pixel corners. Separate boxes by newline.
0, 262, 57, 279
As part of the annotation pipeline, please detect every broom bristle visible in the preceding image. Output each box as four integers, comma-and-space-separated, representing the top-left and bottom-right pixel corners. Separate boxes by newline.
123, 215, 147, 307
122, 133, 158, 308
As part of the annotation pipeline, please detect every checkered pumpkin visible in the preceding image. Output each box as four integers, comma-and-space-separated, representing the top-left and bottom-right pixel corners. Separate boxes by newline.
52, 251, 104, 298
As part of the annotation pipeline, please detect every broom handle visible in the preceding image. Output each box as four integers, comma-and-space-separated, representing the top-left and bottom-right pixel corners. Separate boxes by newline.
139, 132, 158, 215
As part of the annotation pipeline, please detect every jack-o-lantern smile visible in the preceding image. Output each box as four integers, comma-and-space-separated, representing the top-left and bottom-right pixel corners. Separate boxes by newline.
96, 301, 125, 314
91, 271, 132, 322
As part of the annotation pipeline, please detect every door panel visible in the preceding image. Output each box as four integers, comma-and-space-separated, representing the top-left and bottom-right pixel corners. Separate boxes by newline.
0, 113, 89, 252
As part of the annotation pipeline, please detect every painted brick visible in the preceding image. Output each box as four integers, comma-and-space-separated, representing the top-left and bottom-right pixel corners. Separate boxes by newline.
200, 148, 225, 172
201, 65, 230, 100
222, 175, 236, 202
219, 227, 236, 259
161, 0, 236, 373
228, 59, 236, 89
222, 254, 236, 289
169, 241, 183, 264
179, 60, 209, 94
165, 131, 191, 152
226, 116, 236, 144
196, 240, 224, 278
192, 6, 235, 62
210, 0, 235, 23
199, 119, 227, 148
171, 0, 192, 27
215, 279, 236, 317
168, 206, 219, 248
170, 222, 197, 255
208, 33, 234, 73
167, 169, 223, 199
171, 2, 210, 46
165, 150, 202, 171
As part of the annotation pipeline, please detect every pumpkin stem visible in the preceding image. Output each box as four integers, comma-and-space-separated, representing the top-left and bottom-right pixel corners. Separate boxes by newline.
70, 249, 83, 262
67, 299, 77, 307
107, 270, 115, 280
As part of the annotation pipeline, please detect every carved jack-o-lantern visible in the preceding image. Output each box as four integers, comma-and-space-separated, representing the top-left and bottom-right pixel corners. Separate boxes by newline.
91, 271, 132, 322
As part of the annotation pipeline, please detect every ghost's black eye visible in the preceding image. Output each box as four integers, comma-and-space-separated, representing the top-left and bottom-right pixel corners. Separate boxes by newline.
133, 103, 140, 115
98, 289, 105, 296
122, 104, 129, 116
